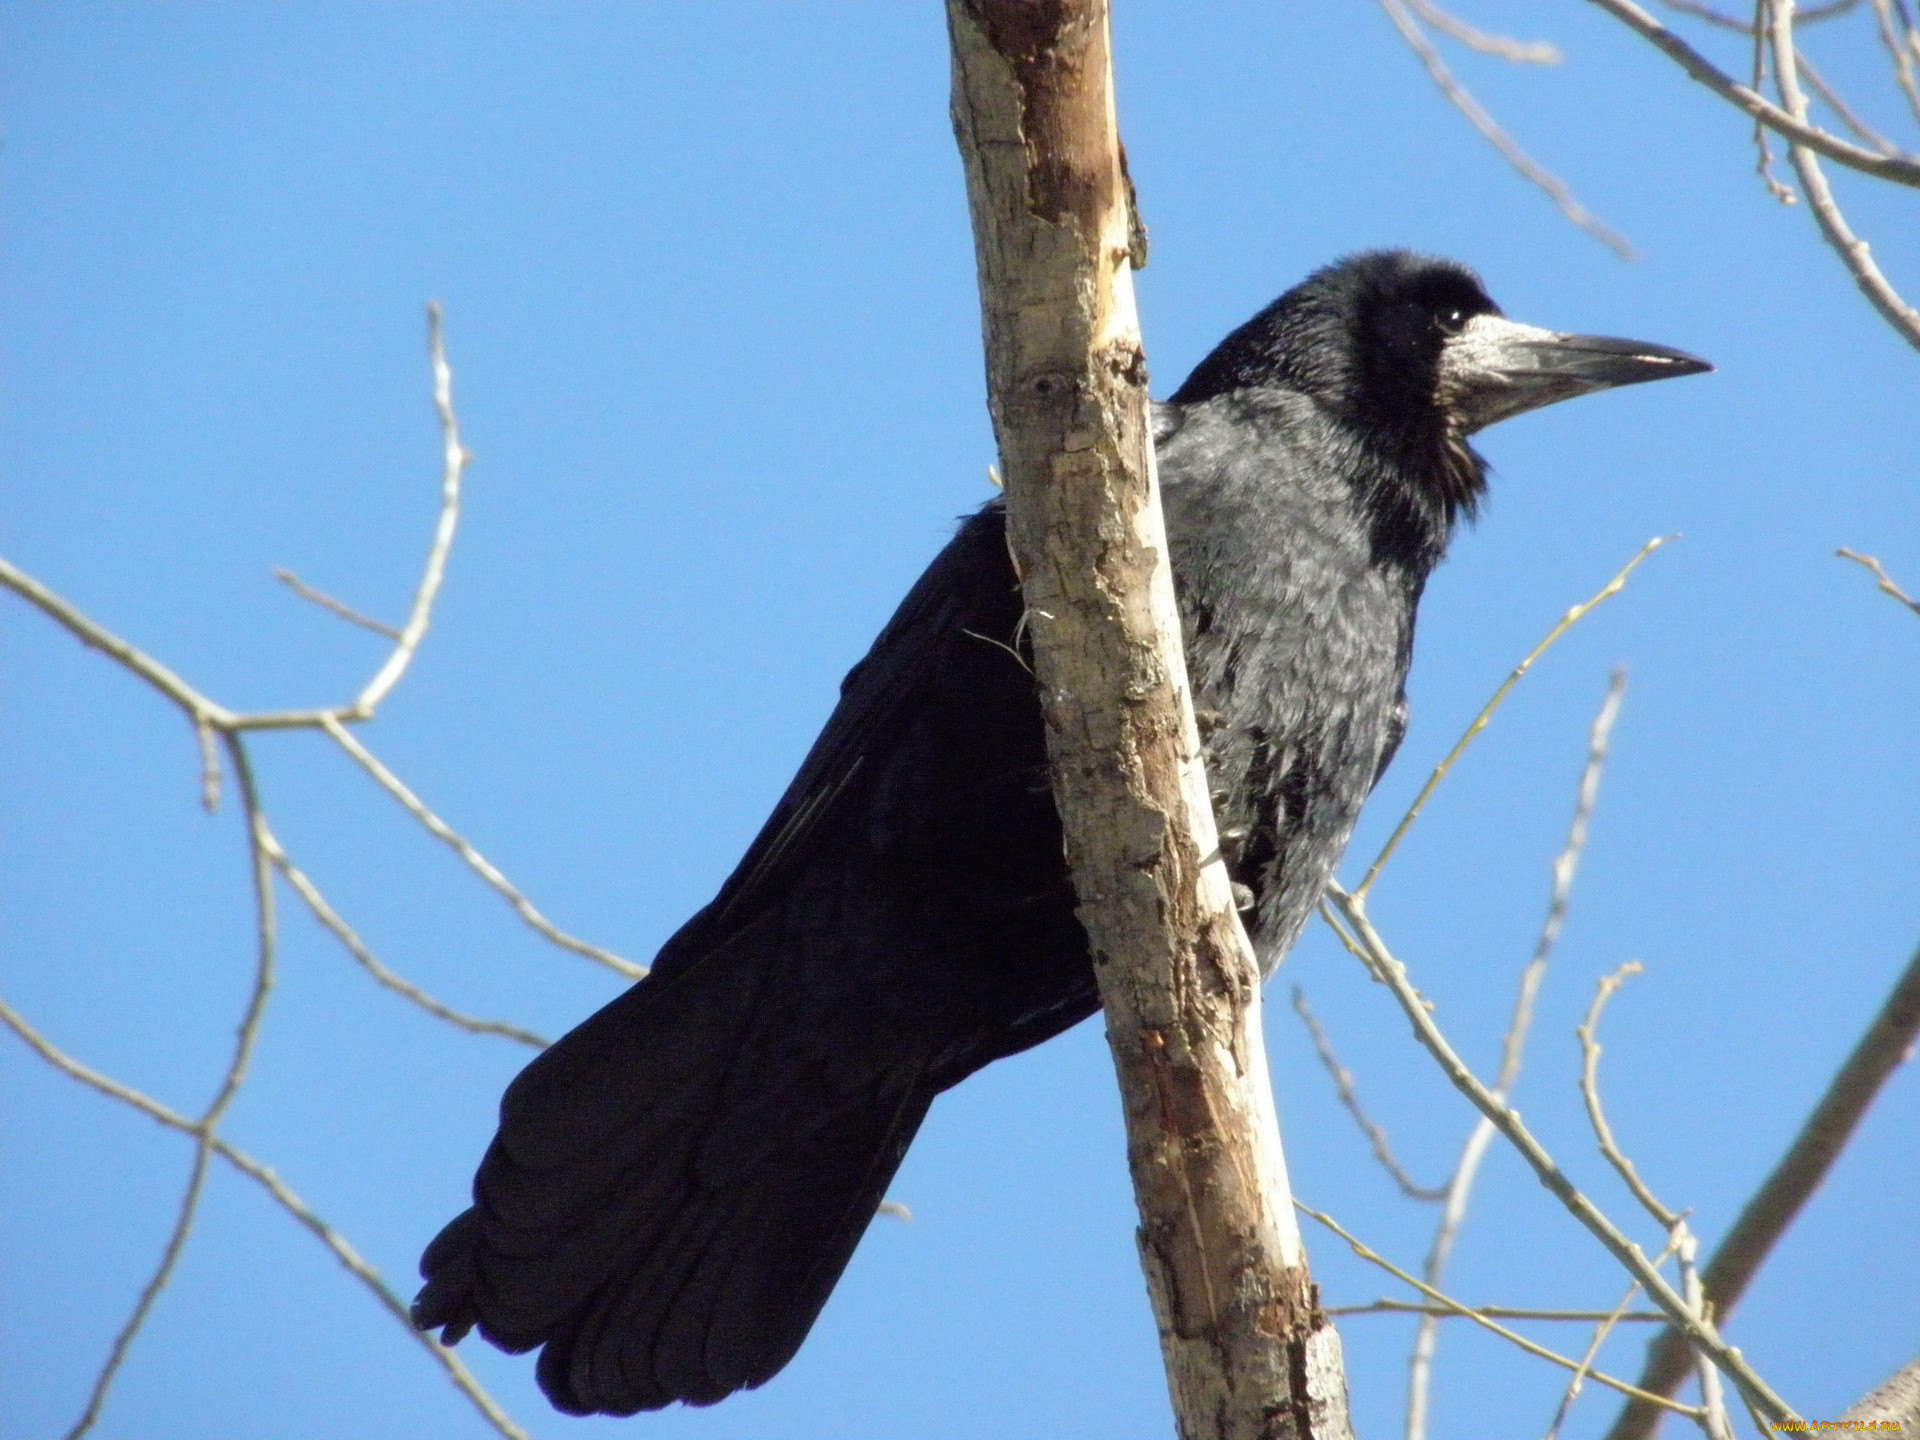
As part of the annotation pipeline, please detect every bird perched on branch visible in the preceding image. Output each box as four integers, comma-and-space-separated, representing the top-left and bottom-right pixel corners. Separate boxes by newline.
414, 251, 1708, 1415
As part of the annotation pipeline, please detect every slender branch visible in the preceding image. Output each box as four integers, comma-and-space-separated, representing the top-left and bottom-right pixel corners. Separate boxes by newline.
1583, 0, 1920, 184
1605, 936, 1920, 1439
0, 556, 237, 729
62, 1147, 215, 1440
1406, 673, 1627, 1440
274, 567, 402, 640
1359, 539, 1667, 896
64, 734, 277, 1435
1546, 1271, 1665, 1440
1799, 54, 1901, 157
1768, 0, 1920, 347
1298, 1203, 1704, 1416
319, 716, 642, 979
1329, 1299, 1670, 1321
356, 304, 468, 713
1379, 0, 1636, 257
1870, 0, 1920, 124
1401, 0, 1562, 61
1578, 963, 1679, 1226
1323, 882, 1802, 1425
1292, 985, 1448, 1201
0, 994, 528, 1440
268, 831, 548, 1047
1838, 547, 1920, 614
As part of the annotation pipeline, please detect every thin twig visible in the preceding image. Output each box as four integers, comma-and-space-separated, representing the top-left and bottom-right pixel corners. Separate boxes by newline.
356, 304, 468, 714
1578, 963, 1679, 1226
62, 1147, 215, 1440
274, 568, 402, 640
1870, 0, 1920, 124
320, 716, 644, 979
1329, 1299, 1670, 1321
196, 716, 221, 813
1660, 0, 1859, 29
269, 835, 548, 1048
1546, 1257, 1674, 1440
1379, 0, 1637, 257
0, 994, 528, 1440
65, 735, 279, 1437
1406, 673, 1627, 1440
1297, 1202, 1706, 1416
1359, 538, 1668, 896
1800, 54, 1901, 156
1322, 882, 1802, 1425
1402, 0, 1562, 61
1769, 0, 1920, 347
1292, 986, 1448, 1201
1837, 547, 1920, 614
1605, 936, 1920, 1439
1582, 0, 1920, 185
1752, 1, 1800, 202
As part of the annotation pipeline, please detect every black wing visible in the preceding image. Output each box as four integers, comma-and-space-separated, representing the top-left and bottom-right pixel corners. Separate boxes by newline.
414, 503, 1098, 1415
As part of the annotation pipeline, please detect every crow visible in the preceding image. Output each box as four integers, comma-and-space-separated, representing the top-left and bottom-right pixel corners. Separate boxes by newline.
413, 251, 1708, 1415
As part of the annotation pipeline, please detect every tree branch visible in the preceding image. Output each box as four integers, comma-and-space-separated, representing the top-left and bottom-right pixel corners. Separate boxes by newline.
945, 4, 1349, 1435
1604, 936, 1920, 1440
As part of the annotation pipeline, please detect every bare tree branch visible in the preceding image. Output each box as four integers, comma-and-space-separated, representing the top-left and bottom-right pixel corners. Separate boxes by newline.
1582, 0, 1920, 185
1292, 985, 1448, 1201
1407, 672, 1627, 1440
1360, 540, 1666, 896
1298, 1203, 1704, 1416
1402, 0, 1563, 62
1329, 1299, 1671, 1321
1767, 0, 1920, 348
1605, 935, 1920, 1439
1379, 0, 1637, 257
0, 994, 528, 1440
274, 567, 403, 640
1843, 1355, 1920, 1427
946, 4, 1349, 1433
1838, 546, 1920, 614
319, 716, 641, 979
1322, 880, 1802, 1425
269, 834, 549, 1047
1869, 0, 1920, 124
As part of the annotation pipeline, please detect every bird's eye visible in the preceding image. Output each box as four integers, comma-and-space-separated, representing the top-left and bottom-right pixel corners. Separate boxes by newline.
1436, 308, 1468, 335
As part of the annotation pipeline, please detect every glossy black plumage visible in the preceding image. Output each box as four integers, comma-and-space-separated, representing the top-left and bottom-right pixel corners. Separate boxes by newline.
413, 251, 1708, 1415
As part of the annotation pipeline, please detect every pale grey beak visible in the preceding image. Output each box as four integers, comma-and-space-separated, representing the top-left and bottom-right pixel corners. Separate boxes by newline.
1441, 314, 1712, 434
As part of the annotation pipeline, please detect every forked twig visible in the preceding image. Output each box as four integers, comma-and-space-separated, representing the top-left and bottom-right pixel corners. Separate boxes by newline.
1605, 935, 1920, 1439
0, 994, 527, 1440
1379, 0, 1637, 257
1297, 1202, 1705, 1416
1581, 0, 1920, 186
1406, 673, 1628, 1440
1766, 0, 1920, 348
320, 717, 643, 979
1321, 881, 1802, 1425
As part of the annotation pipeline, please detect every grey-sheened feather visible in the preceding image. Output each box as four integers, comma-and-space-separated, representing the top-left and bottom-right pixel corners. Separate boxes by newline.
412, 251, 1708, 1416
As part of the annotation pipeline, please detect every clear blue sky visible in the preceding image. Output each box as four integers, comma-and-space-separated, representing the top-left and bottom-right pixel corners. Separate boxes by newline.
3, 5, 1915, 1438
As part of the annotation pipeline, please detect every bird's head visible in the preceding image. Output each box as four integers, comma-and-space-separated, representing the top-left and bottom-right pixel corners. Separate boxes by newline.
1168, 250, 1710, 526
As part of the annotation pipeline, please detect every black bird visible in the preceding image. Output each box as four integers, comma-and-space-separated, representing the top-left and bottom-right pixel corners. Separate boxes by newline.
413, 251, 1708, 1415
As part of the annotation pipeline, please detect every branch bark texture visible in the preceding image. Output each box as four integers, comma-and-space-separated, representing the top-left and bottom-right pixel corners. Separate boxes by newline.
944, 6, 1350, 1437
